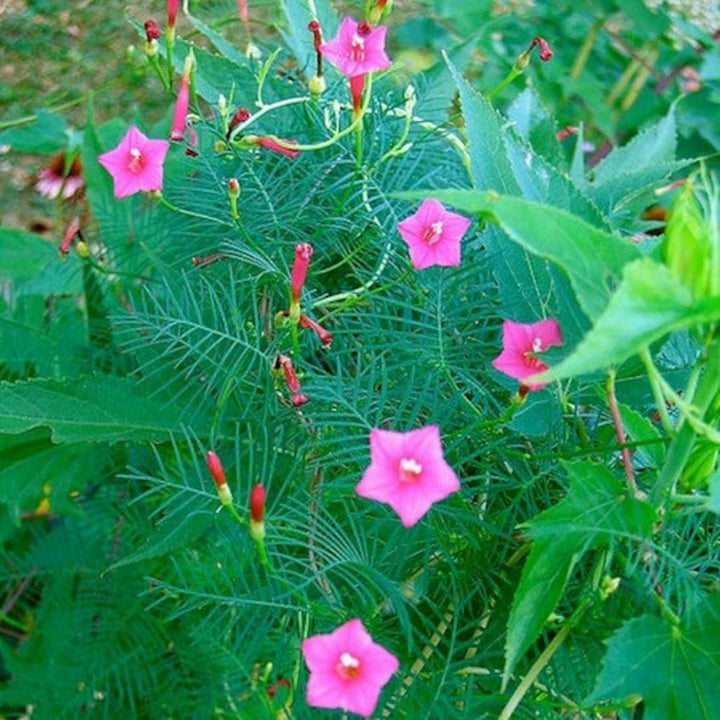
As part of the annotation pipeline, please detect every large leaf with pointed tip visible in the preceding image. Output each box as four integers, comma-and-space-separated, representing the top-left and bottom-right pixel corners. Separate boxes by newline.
0, 376, 194, 443
504, 462, 655, 686
587, 596, 720, 719
537, 258, 720, 383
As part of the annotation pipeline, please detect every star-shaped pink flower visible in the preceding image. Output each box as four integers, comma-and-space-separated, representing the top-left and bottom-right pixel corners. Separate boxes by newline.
397, 199, 471, 270
97, 125, 170, 199
356, 425, 460, 528
491, 318, 563, 391
301, 618, 399, 718
320, 17, 392, 79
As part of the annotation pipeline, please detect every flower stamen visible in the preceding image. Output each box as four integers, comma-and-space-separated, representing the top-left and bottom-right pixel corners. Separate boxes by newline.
128, 148, 144, 173
422, 221, 444, 245
399, 458, 422, 482
350, 33, 365, 61
337, 652, 361, 679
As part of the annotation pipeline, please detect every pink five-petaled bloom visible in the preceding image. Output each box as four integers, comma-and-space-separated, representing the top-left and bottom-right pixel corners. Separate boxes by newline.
319, 17, 391, 79
356, 425, 460, 528
97, 126, 170, 199
301, 618, 399, 718
491, 318, 563, 391
397, 198, 471, 270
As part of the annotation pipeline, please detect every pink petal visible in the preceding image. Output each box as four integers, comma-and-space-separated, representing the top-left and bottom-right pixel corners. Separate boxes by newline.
363, 25, 392, 72
501, 320, 535, 354
532, 318, 563, 348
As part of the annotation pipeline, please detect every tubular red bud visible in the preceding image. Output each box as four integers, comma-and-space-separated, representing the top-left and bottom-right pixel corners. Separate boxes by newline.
206, 451, 227, 487
250, 483, 265, 524
167, 0, 179, 29
144, 19, 161, 41
171, 73, 190, 141
290, 243, 314, 304
299, 314, 333, 346
350, 74, 365, 114
254, 137, 300, 159
276, 355, 310, 406
291, 392, 309, 407
60, 217, 81, 256
533, 36, 553, 62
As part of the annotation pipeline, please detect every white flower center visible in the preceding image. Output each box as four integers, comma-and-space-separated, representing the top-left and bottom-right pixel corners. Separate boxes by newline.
399, 458, 423, 482
350, 33, 365, 62
128, 147, 144, 173
337, 651, 361, 679
532, 337, 543, 353
422, 221, 444, 245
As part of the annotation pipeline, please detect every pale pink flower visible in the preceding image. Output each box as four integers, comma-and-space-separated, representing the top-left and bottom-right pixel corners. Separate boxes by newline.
320, 17, 391, 79
356, 425, 460, 528
36, 153, 84, 200
97, 125, 170, 199
397, 198, 471, 270
491, 318, 563, 391
301, 618, 399, 718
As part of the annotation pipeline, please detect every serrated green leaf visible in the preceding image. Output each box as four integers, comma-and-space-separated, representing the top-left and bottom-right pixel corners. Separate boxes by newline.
186, 14, 249, 66
504, 462, 655, 684
588, 596, 720, 719
445, 56, 519, 194
0, 376, 193, 443
537, 258, 720, 382
619, 402, 666, 469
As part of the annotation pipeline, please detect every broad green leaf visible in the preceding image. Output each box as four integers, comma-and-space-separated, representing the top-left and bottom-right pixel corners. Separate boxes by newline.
0, 317, 59, 376
0, 430, 103, 522
406, 190, 640, 320
445, 56, 520, 194
619, 403, 665, 469
0, 376, 193, 443
588, 596, 720, 719
504, 462, 655, 684
538, 258, 720, 382
186, 14, 249, 66
0, 228, 81, 294
0, 110, 67, 154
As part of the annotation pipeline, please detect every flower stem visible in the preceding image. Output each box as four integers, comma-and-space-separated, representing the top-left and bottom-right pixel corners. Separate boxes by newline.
651, 334, 720, 508
606, 369, 641, 497
155, 193, 235, 228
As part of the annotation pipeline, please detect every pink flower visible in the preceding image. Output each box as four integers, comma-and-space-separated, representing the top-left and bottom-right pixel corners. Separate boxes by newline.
36, 153, 84, 200
491, 319, 563, 391
397, 199, 471, 270
301, 618, 399, 718
97, 125, 170, 199
356, 425, 460, 528
320, 17, 391, 79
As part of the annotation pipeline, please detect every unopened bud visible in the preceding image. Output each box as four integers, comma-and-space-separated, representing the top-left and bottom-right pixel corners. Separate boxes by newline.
144, 19, 162, 41
218, 94, 227, 115
600, 575, 621, 599
207, 451, 233, 506
228, 178, 240, 220
76, 241, 90, 258
308, 75, 326, 96
250, 483, 265, 524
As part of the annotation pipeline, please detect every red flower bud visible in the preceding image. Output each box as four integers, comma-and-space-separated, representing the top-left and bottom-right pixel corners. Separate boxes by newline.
167, 0, 179, 29
254, 136, 300, 159
144, 20, 162, 41
250, 483, 265, 524
276, 355, 310, 406
229, 107, 251, 132
299, 314, 333, 346
206, 451, 227, 487
60, 217, 81, 256
533, 36, 553, 62
290, 243, 314, 304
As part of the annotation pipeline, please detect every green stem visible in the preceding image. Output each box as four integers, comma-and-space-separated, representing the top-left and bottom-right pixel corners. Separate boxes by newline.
570, 19, 603, 81
155, 193, 235, 228
228, 97, 311, 143
651, 334, 720, 508
606, 369, 640, 497
487, 67, 522, 102
641, 348, 674, 434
